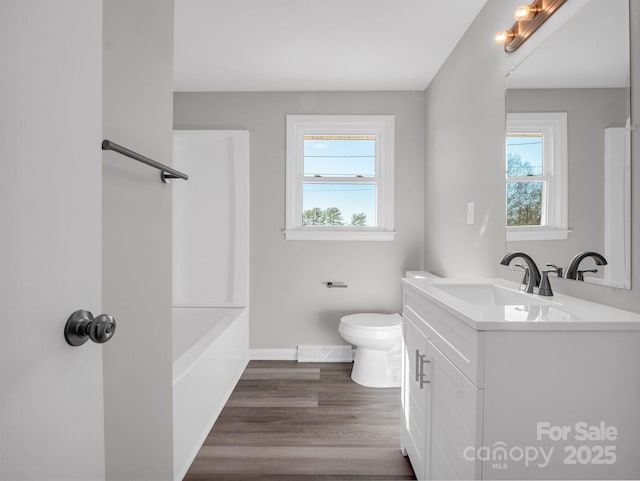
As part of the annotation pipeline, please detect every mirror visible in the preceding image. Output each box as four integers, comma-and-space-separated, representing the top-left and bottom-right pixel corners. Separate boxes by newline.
505, 0, 631, 289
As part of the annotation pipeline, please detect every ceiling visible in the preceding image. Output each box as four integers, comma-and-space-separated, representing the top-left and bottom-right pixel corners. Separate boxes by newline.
173, 0, 487, 92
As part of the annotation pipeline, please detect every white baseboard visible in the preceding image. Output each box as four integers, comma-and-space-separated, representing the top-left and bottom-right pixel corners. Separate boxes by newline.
298, 345, 354, 362
250, 348, 297, 361
249, 347, 355, 362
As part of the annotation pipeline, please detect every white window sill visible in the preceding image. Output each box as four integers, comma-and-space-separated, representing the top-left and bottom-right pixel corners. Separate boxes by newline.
506, 227, 570, 241
283, 228, 396, 241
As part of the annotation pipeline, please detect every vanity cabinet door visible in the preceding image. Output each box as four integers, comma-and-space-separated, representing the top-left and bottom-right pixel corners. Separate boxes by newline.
401, 315, 429, 480
427, 340, 483, 480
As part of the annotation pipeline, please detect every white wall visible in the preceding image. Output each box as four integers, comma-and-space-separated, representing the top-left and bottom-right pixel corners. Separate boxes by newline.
424, 0, 640, 313
0, 1, 105, 479
174, 92, 425, 349
102, 1, 175, 479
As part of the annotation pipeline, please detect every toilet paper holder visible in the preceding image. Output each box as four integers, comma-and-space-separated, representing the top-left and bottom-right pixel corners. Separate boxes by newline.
326, 281, 348, 288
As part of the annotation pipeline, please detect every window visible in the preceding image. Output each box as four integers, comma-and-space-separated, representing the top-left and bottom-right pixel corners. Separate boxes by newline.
285, 115, 395, 240
506, 112, 568, 241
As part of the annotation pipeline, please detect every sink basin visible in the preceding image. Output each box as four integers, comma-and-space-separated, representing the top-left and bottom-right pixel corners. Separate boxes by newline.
432, 282, 544, 306
402, 274, 640, 330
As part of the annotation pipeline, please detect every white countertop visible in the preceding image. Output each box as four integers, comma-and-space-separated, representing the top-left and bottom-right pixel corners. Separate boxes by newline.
402, 276, 640, 331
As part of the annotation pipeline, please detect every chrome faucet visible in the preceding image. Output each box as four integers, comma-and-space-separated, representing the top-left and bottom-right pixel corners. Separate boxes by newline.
499, 252, 541, 294
565, 251, 608, 281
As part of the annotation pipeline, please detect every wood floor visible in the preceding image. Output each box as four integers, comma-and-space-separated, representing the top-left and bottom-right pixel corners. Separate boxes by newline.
184, 360, 416, 481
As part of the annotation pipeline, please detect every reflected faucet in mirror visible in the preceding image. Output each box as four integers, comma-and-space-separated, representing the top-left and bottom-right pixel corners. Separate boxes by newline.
565, 251, 608, 281
499, 252, 542, 294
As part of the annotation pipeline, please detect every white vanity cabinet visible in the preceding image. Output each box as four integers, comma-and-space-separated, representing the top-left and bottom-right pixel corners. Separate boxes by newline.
401, 315, 429, 479
402, 286, 483, 480
400, 277, 640, 480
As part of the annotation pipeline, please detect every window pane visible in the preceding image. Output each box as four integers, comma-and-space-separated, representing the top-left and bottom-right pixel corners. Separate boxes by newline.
302, 183, 376, 227
506, 133, 543, 177
303, 135, 376, 177
506, 181, 543, 226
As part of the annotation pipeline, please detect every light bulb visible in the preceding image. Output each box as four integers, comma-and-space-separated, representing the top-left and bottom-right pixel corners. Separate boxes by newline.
495, 30, 515, 45
514, 4, 539, 21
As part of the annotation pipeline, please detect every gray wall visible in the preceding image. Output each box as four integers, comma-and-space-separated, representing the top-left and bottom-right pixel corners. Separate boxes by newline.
423, 0, 510, 279
174, 92, 425, 349
425, 0, 640, 313
506, 88, 628, 273
102, 1, 175, 479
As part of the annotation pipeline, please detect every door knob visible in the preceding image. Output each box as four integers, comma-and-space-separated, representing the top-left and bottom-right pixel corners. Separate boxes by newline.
64, 310, 116, 346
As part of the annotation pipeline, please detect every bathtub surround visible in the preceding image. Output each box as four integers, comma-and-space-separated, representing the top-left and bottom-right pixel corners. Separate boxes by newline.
102, 0, 175, 479
173, 92, 425, 353
172, 131, 250, 308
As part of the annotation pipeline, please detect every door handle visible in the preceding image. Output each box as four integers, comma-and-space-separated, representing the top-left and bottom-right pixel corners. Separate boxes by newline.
64, 310, 116, 346
415, 349, 430, 389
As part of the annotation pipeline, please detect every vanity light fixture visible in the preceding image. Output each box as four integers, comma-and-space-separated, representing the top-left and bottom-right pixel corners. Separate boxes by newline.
496, 0, 566, 53
495, 29, 516, 44
514, 3, 541, 21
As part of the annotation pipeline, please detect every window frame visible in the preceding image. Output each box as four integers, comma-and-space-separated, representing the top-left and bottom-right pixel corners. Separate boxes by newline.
506, 112, 568, 241
284, 114, 395, 241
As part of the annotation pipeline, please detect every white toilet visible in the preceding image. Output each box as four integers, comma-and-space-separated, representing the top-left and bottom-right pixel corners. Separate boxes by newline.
338, 313, 402, 388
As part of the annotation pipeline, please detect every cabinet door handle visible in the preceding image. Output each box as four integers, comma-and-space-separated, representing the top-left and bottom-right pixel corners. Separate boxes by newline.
415, 349, 430, 389
419, 356, 430, 389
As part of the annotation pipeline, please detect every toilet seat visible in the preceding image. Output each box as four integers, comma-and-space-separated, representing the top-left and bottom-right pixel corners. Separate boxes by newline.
340, 313, 402, 330
339, 313, 402, 341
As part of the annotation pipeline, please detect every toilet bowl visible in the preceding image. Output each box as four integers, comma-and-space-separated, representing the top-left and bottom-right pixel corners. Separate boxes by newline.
338, 313, 402, 388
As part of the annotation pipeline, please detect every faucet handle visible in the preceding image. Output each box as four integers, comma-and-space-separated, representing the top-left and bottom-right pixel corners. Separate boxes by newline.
577, 269, 598, 281
514, 263, 530, 288
545, 264, 563, 278
538, 271, 554, 296
539, 265, 563, 297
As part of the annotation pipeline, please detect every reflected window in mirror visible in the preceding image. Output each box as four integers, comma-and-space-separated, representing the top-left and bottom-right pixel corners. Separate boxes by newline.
506, 112, 568, 241
507, 133, 543, 226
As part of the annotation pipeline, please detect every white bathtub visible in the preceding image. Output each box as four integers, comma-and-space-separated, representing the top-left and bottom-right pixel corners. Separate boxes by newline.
172, 131, 250, 480
172, 307, 249, 481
